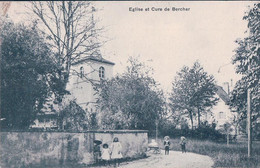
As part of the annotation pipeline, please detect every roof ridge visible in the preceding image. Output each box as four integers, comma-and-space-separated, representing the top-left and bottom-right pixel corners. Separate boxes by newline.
215, 85, 230, 104
72, 56, 115, 65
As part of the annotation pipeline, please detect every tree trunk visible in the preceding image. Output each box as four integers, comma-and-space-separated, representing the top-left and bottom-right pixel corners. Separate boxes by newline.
197, 107, 200, 128
191, 118, 194, 130
227, 132, 229, 146
188, 110, 194, 130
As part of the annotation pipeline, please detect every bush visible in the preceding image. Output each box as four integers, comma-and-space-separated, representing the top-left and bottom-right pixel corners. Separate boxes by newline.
158, 121, 225, 141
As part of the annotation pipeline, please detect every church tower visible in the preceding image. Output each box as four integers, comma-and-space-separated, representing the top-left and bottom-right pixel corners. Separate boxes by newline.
66, 6, 115, 112
66, 56, 115, 112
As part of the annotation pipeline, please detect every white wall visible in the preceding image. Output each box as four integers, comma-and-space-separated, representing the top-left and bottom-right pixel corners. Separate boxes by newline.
211, 99, 236, 132
0, 130, 148, 167
31, 118, 57, 129
67, 59, 114, 111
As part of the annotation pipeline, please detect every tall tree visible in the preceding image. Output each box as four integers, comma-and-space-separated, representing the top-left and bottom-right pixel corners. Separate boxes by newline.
169, 61, 218, 129
97, 57, 166, 131
1, 19, 58, 129
29, 1, 102, 97
230, 3, 260, 131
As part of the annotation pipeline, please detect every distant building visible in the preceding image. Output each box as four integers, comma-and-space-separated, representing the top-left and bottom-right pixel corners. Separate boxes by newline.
31, 113, 58, 129
209, 85, 237, 134
31, 97, 58, 129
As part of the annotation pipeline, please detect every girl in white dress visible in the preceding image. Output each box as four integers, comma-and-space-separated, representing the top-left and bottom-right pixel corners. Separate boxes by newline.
110, 137, 123, 167
101, 143, 111, 166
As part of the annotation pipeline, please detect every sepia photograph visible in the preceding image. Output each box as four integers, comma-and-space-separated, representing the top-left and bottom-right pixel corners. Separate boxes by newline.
0, 1, 260, 168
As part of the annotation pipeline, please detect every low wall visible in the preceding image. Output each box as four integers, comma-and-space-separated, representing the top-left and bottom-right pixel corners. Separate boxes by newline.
0, 130, 148, 168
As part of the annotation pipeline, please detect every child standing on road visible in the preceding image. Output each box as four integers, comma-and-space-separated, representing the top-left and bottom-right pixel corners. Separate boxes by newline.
93, 141, 102, 164
110, 137, 123, 167
163, 136, 170, 155
180, 136, 186, 153
101, 143, 111, 166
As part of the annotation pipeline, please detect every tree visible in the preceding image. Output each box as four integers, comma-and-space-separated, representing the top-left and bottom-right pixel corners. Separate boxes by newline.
97, 57, 166, 131
59, 100, 88, 131
170, 66, 196, 129
0, 19, 58, 129
229, 78, 248, 124
230, 3, 260, 134
29, 1, 102, 97
169, 61, 218, 129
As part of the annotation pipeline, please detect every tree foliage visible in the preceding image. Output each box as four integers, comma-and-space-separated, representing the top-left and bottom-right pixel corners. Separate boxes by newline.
0, 19, 58, 129
230, 3, 260, 129
169, 61, 218, 129
58, 100, 88, 131
97, 57, 166, 131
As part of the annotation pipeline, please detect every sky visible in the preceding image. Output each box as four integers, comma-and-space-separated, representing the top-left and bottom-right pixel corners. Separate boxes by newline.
8, 1, 257, 92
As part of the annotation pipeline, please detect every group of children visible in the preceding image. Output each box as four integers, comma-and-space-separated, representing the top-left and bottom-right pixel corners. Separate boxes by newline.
94, 136, 186, 166
163, 136, 186, 155
93, 137, 123, 167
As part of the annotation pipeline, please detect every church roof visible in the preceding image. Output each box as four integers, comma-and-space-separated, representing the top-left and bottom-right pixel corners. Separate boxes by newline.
215, 85, 230, 104
72, 56, 115, 66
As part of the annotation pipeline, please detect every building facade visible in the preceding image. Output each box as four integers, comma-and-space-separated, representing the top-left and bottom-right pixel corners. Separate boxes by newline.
210, 85, 237, 134
66, 56, 115, 112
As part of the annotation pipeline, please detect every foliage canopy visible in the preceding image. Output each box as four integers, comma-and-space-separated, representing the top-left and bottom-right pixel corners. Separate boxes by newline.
230, 3, 260, 130
1, 19, 59, 129
97, 57, 166, 131
169, 61, 218, 129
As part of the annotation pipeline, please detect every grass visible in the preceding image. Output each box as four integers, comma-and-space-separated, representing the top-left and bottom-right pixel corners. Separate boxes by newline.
152, 137, 260, 168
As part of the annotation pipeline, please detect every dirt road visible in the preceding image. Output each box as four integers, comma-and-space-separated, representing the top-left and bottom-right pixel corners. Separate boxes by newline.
119, 150, 214, 168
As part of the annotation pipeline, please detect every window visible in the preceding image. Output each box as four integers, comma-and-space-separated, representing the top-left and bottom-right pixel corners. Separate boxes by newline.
99, 66, 105, 79
80, 67, 84, 78
219, 112, 225, 119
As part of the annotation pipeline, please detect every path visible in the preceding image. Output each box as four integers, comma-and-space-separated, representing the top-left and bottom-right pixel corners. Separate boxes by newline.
119, 150, 214, 168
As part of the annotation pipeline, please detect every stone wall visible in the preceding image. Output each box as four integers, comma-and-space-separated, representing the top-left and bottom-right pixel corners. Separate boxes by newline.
0, 130, 148, 168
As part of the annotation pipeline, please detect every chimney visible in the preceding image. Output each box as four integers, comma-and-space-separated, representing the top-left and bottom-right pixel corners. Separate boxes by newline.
222, 82, 230, 95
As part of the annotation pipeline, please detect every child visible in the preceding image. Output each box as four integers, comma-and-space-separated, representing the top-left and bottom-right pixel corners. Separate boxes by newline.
101, 143, 110, 166
110, 137, 123, 167
180, 136, 186, 153
163, 136, 170, 155
93, 140, 102, 164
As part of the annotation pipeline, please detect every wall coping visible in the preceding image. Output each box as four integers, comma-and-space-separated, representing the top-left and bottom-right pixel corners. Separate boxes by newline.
0, 129, 148, 133
88, 130, 148, 133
